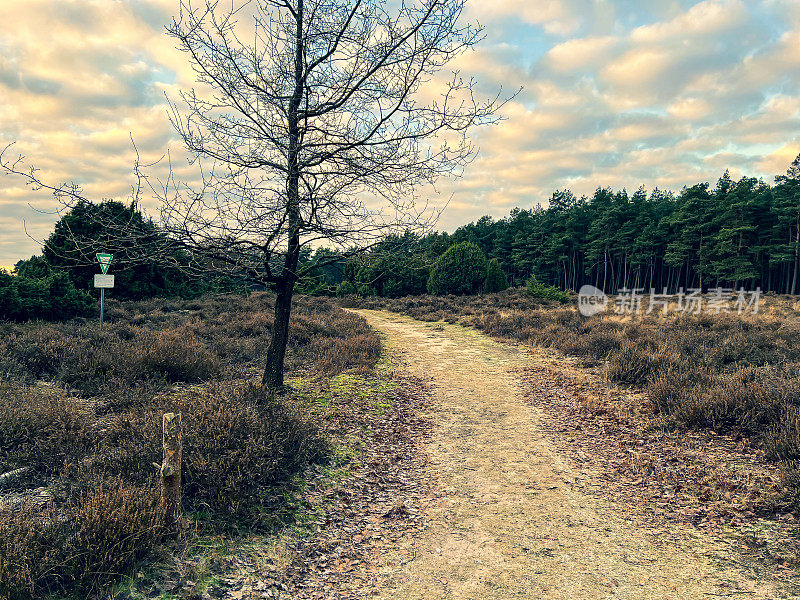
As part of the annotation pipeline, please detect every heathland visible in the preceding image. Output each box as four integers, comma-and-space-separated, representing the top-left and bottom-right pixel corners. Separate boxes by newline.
0, 293, 383, 599
3, 287, 800, 598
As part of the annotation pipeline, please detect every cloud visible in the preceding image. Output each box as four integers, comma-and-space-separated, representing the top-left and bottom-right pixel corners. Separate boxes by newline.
667, 97, 714, 120
543, 36, 618, 72
601, 48, 675, 88
757, 144, 800, 176
629, 0, 749, 43
0, 0, 203, 264
466, 0, 578, 33
1, 0, 800, 264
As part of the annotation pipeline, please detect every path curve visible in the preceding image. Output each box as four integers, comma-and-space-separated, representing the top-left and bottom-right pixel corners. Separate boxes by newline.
355, 309, 786, 600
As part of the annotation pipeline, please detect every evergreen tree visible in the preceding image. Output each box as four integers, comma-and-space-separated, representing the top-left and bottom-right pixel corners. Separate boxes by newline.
773, 154, 800, 293
484, 258, 509, 293
427, 241, 488, 295
333, 155, 800, 297
663, 183, 714, 289
42, 199, 200, 300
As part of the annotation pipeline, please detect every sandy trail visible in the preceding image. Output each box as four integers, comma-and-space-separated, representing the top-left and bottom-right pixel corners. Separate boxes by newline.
354, 309, 788, 600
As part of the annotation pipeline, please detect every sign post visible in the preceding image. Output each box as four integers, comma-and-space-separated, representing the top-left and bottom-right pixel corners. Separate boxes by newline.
94, 253, 114, 328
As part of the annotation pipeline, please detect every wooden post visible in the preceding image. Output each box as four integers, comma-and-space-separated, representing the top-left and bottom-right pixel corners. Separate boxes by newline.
161, 412, 182, 530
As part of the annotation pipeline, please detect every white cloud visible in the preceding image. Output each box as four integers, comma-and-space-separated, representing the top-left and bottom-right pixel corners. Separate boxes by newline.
601, 48, 674, 87
630, 0, 748, 43
544, 36, 617, 72
1, 0, 800, 262
668, 97, 714, 120
466, 0, 573, 29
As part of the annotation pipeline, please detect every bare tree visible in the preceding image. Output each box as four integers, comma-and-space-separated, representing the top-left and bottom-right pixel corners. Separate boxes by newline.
162, 0, 505, 390
1, 0, 507, 391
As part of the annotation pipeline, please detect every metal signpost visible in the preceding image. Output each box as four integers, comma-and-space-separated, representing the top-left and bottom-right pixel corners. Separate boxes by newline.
94, 253, 114, 328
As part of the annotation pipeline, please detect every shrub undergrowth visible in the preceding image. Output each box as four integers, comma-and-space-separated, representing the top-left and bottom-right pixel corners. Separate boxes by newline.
0, 292, 380, 598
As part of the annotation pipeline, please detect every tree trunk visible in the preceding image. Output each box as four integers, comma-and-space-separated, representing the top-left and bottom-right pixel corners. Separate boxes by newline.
263, 0, 304, 392
262, 280, 295, 390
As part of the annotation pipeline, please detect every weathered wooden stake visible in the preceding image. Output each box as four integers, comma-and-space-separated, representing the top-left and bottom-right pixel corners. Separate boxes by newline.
161, 412, 182, 530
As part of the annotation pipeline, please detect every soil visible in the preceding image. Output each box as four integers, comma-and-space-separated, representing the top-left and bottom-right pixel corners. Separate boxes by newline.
352, 309, 800, 600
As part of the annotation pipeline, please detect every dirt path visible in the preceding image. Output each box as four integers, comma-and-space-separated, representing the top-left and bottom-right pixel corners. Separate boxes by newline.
354, 309, 790, 600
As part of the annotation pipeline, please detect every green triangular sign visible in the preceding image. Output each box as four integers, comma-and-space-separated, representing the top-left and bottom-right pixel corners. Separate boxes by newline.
96, 253, 113, 275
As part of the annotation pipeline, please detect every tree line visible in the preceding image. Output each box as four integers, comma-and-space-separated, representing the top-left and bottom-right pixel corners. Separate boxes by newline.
5, 153, 799, 323
332, 155, 800, 296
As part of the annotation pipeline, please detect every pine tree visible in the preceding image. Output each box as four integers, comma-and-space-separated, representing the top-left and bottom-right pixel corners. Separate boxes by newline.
484, 258, 509, 293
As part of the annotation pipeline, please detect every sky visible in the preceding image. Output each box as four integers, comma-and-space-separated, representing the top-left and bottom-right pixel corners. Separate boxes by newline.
1, 0, 799, 268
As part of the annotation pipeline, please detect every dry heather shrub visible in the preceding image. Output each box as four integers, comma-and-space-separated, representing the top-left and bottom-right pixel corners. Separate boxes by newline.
0, 319, 220, 395
583, 330, 622, 357
22, 382, 326, 517
778, 463, 800, 512
0, 481, 163, 600
0, 382, 328, 597
232, 310, 272, 337
0, 384, 93, 477
284, 297, 382, 375
0, 325, 73, 379
554, 330, 593, 356
765, 406, 800, 461
606, 340, 682, 385
136, 327, 220, 382
289, 311, 333, 345
674, 367, 792, 433
174, 383, 327, 518
311, 333, 382, 374
0, 382, 159, 490
205, 309, 269, 364
647, 368, 709, 416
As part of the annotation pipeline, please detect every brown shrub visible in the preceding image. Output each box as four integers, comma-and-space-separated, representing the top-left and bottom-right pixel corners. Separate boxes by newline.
173, 383, 328, 519
0, 383, 94, 478
606, 341, 682, 385
136, 327, 220, 382
0, 292, 380, 397
311, 333, 382, 375
671, 367, 795, 434
0, 381, 329, 598
0, 481, 163, 600
777, 461, 800, 511
765, 406, 800, 462
583, 330, 622, 358
646, 368, 709, 416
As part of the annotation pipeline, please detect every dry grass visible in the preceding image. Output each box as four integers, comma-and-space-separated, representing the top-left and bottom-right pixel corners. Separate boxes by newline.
0, 293, 380, 397
0, 292, 380, 598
